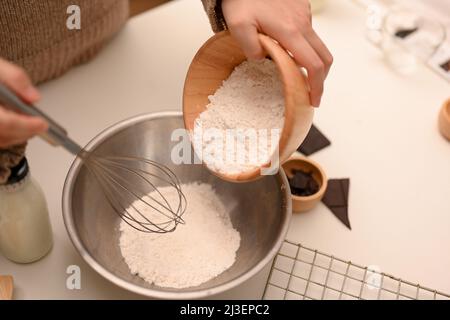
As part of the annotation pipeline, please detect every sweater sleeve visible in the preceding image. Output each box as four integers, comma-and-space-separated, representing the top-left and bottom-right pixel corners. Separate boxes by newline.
201, 0, 227, 32
0, 144, 26, 185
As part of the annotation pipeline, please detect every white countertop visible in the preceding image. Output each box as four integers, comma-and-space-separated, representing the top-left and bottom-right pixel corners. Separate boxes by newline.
1, 0, 449, 299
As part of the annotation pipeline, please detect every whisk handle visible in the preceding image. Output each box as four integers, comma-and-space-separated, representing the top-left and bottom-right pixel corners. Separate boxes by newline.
0, 83, 83, 156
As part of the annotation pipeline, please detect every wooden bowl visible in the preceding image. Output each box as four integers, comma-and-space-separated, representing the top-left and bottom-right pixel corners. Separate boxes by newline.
183, 31, 314, 182
438, 98, 450, 141
282, 156, 327, 213
0, 275, 13, 300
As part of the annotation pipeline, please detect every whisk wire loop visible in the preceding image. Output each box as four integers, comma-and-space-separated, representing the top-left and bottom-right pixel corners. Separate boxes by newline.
84, 154, 187, 233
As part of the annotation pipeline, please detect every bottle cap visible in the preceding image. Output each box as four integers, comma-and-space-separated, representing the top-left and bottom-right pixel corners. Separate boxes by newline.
6, 157, 29, 185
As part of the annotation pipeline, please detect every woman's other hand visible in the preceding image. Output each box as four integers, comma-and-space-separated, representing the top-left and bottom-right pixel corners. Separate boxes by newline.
0, 58, 47, 148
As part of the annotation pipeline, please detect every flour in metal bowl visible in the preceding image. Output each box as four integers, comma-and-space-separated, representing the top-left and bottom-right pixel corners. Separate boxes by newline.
119, 182, 241, 289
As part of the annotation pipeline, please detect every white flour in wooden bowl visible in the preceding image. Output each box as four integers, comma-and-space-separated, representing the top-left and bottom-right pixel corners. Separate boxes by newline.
119, 182, 241, 289
193, 59, 285, 175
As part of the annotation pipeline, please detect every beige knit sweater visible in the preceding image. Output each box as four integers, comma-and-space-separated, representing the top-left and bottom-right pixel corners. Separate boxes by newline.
0, 0, 130, 85
202, 0, 227, 32
0, 0, 226, 184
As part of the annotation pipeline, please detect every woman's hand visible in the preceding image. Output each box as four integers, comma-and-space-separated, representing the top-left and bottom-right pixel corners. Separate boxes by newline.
222, 0, 333, 107
0, 58, 47, 148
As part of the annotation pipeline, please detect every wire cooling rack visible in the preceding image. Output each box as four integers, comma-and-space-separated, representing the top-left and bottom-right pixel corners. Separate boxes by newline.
263, 240, 450, 300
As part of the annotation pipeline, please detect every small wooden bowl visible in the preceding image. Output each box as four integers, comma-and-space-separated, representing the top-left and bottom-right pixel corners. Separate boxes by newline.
282, 156, 327, 213
183, 31, 314, 182
438, 98, 450, 141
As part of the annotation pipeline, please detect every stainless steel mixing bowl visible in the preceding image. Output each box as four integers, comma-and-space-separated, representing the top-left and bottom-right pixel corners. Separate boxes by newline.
62, 111, 291, 299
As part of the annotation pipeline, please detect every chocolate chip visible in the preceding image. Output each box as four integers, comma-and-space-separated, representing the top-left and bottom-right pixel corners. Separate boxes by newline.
292, 170, 309, 189
288, 170, 319, 197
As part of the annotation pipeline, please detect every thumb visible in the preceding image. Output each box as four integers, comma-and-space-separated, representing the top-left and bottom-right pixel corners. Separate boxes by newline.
229, 24, 266, 60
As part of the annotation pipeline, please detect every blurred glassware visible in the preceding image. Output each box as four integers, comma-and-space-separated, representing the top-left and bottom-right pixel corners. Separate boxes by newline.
310, 0, 328, 14
366, 5, 446, 75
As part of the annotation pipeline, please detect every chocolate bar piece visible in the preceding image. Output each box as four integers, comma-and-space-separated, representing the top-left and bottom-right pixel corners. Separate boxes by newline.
322, 178, 351, 230
440, 59, 450, 72
395, 27, 418, 39
298, 125, 331, 156
288, 170, 319, 197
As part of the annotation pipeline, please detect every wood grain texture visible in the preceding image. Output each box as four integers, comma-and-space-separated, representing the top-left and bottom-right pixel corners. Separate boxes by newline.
438, 98, 450, 141
183, 31, 314, 182
0, 275, 14, 300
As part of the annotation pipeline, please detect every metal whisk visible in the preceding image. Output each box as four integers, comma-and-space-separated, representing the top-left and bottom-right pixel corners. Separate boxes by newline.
0, 84, 186, 233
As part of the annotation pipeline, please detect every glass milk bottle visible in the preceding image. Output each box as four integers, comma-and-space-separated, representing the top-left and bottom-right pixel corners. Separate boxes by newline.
0, 158, 53, 263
